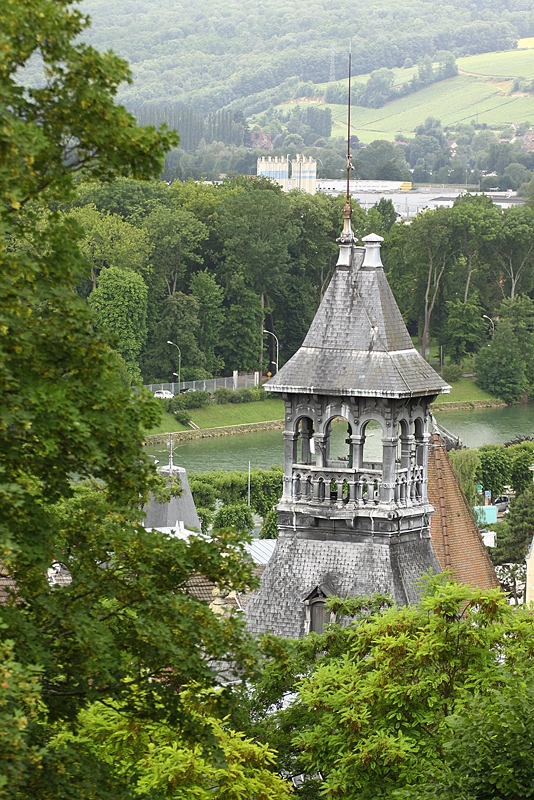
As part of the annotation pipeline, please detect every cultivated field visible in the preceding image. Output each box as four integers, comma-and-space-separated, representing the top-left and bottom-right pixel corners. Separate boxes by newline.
268, 40, 534, 142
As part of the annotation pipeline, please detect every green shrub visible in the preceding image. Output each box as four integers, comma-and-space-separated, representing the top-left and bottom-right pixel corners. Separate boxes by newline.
181, 390, 211, 409
260, 508, 279, 539
212, 502, 253, 534
249, 386, 268, 401
170, 390, 211, 412
189, 479, 217, 511
189, 467, 283, 517
174, 410, 191, 426
229, 388, 254, 403
196, 507, 213, 533
441, 363, 463, 383
214, 387, 233, 404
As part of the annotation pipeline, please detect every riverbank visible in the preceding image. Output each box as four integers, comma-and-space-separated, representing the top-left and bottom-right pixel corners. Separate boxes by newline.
146, 419, 284, 445
432, 399, 506, 411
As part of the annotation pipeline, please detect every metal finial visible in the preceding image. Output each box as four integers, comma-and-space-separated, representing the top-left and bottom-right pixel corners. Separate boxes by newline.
346, 40, 353, 207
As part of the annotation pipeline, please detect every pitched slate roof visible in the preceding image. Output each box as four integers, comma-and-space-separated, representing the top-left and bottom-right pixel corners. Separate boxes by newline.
267, 235, 449, 399
143, 465, 201, 533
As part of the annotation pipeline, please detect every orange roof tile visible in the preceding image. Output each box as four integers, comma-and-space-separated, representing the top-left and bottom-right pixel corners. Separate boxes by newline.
428, 433, 499, 590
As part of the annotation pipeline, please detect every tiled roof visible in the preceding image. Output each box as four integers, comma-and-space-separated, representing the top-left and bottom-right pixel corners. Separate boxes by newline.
427, 433, 499, 590
266, 243, 449, 399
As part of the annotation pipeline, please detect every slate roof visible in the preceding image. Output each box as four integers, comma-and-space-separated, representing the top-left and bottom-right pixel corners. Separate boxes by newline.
245, 532, 440, 638
266, 239, 449, 399
143, 465, 201, 533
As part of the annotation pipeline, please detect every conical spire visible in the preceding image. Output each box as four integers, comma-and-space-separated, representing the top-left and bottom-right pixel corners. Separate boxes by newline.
266, 234, 450, 399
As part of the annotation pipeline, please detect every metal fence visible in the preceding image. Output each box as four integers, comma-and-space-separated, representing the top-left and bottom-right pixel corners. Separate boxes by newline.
145, 371, 260, 395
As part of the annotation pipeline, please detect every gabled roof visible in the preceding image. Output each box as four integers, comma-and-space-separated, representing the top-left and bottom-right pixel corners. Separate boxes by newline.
266, 234, 449, 399
427, 432, 499, 590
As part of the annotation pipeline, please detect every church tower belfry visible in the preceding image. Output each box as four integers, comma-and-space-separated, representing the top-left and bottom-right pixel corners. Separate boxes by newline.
245, 212, 451, 639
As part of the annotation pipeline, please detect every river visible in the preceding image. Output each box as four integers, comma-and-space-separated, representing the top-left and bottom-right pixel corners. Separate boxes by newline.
145, 404, 534, 474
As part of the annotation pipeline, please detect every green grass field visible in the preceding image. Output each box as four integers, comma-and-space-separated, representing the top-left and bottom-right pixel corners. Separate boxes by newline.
148, 398, 285, 434
265, 40, 534, 143
438, 378, 496, 405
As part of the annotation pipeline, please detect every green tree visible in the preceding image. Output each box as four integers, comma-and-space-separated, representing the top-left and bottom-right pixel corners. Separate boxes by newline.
495, 205, 534, 298
476, 318, 528, 403
449, 447, 480, 507
503, 486, 534, 562
373, 198, 397, 232
142, 292, 205, 381
476, 444, 511, 496
215, 179, 297, 369
237, 579, 534, 800
68, 204, 151, 290
508, 442, 534, 496
260, 508, 279, 539
60, 691, 291, 800
444, 297, 486, 363
141, 204, 209, 297
190, 270, 225, 374
0, 637, 42, 797
89, 266, 148, 382
436, 675, 534, 800
293, 578, 532, 800
451, 194, 500, 302
213, 502, 254, 534
0, 2, 261, 794
386, 208, 456, 359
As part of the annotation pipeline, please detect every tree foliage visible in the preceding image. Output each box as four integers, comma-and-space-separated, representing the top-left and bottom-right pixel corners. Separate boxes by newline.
0, 3, 266, 795
89, 266, 148, 382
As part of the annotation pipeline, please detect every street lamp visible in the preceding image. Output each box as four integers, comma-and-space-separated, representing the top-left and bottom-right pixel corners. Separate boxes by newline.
263, 330, 279, 374
482, 315, 495, 335
167, 340, 181, 391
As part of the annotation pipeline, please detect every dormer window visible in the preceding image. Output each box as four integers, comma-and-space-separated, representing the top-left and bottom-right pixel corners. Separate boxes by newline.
304, 584, 335, 634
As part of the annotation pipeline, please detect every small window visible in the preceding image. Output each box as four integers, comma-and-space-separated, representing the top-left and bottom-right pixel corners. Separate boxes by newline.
304, 583, 335, 634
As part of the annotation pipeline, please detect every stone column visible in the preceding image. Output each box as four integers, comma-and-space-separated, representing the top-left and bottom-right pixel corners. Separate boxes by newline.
349, 435, 365, 470
400, 433, 414, 506
300, 418, 313, 464
380, 436, 398, 504
314, 434, 327, 468
283, 430, 298, 499
419, 431, 431, 503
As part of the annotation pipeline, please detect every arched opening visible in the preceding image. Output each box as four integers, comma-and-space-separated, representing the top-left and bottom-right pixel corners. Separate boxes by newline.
296, 417, 314, 465
324, 417, 352, 467
361, 420, 383, 468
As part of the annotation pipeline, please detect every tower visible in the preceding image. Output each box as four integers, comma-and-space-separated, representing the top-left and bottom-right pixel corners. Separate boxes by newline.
245, 206, 451, 638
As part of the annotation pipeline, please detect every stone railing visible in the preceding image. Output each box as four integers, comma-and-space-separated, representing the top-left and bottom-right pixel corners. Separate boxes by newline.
290, 462, 423, 507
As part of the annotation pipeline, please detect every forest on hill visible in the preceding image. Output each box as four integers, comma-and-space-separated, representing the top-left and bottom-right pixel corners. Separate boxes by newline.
79, 0, 533, 115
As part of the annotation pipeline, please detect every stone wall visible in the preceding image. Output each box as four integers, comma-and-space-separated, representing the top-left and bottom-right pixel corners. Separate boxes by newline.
144, 419, 284, 446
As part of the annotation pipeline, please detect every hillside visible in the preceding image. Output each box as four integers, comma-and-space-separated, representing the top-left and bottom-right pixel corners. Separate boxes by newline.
77, 0, 533, 114
266, 39, 534, 143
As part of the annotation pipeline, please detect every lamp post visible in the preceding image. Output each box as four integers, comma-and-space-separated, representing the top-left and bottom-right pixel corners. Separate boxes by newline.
263, 329, 279, 374
167, 340, 181, 392
482, 315, 495, 335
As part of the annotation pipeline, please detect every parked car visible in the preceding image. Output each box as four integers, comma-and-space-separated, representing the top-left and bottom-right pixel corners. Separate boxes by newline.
493, 495, 510, 512
153, 390, 174, 399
